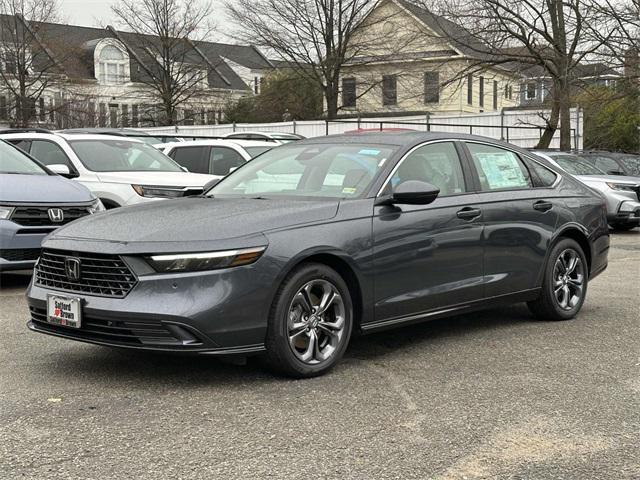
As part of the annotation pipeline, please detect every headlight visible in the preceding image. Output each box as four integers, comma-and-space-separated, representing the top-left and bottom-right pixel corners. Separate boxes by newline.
0, 206, 14, 220
132, 185, 185, 198
145, 247, 266, 273
606, 182, 638, 192
87, 199, 105, 214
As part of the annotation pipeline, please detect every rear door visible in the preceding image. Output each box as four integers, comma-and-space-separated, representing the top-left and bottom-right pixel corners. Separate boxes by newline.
461, 141, 559, 298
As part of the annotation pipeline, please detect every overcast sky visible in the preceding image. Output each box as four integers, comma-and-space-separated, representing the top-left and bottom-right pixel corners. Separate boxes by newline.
58, 0, 230, 39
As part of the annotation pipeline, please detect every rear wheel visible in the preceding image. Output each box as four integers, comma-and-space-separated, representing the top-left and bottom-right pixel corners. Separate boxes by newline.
265, 263, 353, 378
528, 238, 588, 321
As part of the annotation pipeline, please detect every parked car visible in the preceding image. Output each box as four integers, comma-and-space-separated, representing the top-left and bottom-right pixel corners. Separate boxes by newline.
157, 139, 274, 176
0, 132, 218, 209
532, 151, 640, 231
0, 140, 102, 271
578, 151, 640, 178
223, 131, 305, 144
61, 128, 163, 146
26, 132, 609, 377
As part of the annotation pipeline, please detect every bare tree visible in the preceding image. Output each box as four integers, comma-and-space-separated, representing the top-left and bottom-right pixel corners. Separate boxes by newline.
0, 0, 62, 127
110, 0, 215, 125
412, 0, 619, 149
226, 0, 395, 119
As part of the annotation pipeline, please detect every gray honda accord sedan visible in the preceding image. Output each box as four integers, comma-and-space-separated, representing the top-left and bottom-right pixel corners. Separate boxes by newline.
26, 132, 610, 377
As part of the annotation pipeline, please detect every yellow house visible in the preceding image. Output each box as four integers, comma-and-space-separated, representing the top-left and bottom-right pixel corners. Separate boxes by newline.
340, 0, 520, 116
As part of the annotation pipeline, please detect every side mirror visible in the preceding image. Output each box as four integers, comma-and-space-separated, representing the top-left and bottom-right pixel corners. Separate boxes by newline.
48, 164, 76, 178
385, 180, 440, 205
203, 178, 220, 192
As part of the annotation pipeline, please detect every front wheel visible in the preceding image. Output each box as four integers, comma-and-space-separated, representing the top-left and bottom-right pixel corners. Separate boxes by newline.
528, 238, 588, 321
265, 263, 353, 378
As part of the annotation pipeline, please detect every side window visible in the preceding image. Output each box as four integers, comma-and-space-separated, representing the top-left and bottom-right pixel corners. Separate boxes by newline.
171, 147, 208, 174
8, 139, 31, 153
30, 140, 73, 168
391, 142, 467, 196
210, 147, 246, 176
467, 143, 532, 191
594, 156, 621, 174
522, 157, 558, 187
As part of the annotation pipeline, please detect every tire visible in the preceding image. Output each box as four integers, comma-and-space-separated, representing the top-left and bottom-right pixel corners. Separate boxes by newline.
527, 238, 588, 321
265, 263, 353, 378
611, 223, 637, 232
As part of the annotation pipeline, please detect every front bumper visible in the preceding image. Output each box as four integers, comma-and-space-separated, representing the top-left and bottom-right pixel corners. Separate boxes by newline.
0, 219, 51, 271
607, 200, 640, 226
26, 258, 277, 353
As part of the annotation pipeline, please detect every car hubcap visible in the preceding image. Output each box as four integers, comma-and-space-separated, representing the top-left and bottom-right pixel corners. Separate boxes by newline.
553, 249, 584, 311
287, 279, 346, 365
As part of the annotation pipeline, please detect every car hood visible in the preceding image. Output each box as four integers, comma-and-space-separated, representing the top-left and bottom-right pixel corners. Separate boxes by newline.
575, 174, 640, 185
95, 171, 218, 186
45, 197, 340, 254
0, 173, 93, 203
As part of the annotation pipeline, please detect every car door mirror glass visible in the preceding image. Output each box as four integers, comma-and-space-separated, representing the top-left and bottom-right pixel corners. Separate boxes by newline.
48, 163, 71, 175
392, 180, 440, 205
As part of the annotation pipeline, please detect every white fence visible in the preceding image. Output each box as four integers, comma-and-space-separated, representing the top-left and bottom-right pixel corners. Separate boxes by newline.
137, 108, 583, 150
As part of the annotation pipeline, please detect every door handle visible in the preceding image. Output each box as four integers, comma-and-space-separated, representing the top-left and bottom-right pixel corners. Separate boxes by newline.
457, 207, 481, 220
533, 200, 553, 212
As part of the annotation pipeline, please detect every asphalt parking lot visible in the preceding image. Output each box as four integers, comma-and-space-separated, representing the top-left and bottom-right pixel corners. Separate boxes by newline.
0, 231, 638, 480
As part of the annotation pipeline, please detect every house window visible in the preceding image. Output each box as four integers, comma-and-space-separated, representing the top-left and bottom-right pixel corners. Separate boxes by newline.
342, 77, 356, 108
122, 104, 129, 127
493, 80, 498, 110
39, 97, 45, 122
479, 76, 484, 108
98, 103, 106, 127
526, 82, 537, 100
382, 75, 397, 106
424, 71, 439, 103
0, 96, 7, 120
132, 104, 139, 127
467, 74, 473, 105
108, 103, 118, 127
254, 76, 259, 94
97, 44, 128, 85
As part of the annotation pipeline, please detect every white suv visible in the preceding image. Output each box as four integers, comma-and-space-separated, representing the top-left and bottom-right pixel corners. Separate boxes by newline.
157, 139, 275, 176
0, 132, 218, 208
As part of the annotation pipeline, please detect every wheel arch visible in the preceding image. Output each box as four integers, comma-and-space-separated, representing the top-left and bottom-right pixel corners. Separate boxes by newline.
271, 249, 366, 331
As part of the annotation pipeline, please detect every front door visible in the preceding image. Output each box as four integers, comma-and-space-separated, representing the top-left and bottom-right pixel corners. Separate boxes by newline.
372, 141, 484, 322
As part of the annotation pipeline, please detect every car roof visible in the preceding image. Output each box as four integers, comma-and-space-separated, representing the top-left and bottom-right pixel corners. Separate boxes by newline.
158, 139, 276, 149
0, 131, 146, 143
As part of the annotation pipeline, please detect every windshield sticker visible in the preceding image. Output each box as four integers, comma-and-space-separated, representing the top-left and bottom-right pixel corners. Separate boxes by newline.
358, 149, 381, 156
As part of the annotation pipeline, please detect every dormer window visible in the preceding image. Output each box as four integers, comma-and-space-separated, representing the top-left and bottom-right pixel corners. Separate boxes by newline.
95, 40, 130, 85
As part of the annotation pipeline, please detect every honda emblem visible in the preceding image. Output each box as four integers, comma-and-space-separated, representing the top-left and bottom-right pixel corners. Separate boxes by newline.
64, 257, 81, 282
48, 208, 64, 223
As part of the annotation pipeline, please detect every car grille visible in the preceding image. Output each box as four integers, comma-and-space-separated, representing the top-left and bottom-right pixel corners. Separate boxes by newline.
35, 249, 137, 298
10, 206, 91, 226
29, 307, 202, 347
0, 248, 41, 261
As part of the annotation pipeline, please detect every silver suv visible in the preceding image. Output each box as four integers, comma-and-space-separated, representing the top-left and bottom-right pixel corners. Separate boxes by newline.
532, 151, 640, 231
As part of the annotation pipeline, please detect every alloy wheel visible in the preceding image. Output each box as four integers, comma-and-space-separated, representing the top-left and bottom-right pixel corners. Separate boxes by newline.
287, 279, 346, 365
553, 248, 585, 311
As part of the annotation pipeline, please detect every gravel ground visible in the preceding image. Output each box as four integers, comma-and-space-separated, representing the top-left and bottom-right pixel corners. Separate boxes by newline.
0, 231, 638, 479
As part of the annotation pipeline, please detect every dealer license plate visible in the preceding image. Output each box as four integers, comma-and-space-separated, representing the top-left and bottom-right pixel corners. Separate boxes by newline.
47, 295, 82, 328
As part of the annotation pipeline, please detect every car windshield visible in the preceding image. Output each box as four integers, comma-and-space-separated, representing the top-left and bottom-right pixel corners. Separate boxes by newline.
0, 142, 47, 175
553, 155, 605, 175
245, 146, 272, 158
209, 143, 396, 199
69, 139, 183, 172
619, 155, 640, 176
